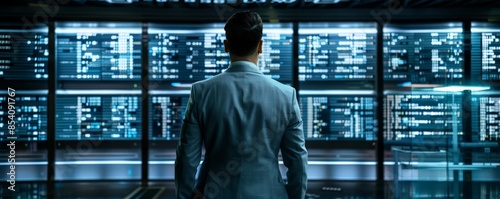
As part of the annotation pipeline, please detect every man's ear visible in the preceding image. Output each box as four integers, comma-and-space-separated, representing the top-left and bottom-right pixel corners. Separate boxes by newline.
224, 40, 230, 53
257, 40, 263, 54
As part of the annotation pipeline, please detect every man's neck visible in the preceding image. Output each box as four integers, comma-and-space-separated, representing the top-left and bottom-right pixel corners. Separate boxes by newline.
230, 55, 258, 65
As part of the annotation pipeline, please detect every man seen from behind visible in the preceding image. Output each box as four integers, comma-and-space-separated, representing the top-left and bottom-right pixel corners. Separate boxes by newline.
175, 10, 308, 199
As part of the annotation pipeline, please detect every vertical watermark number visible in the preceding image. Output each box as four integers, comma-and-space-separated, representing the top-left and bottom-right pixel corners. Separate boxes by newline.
6, 87, 16, 191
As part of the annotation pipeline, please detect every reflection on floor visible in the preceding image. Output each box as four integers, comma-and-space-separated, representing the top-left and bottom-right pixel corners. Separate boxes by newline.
1, 180, 499, 198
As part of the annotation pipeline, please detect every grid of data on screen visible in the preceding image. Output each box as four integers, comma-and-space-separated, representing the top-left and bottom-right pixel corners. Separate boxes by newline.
0, 29, 48, 80
384, 93, 462, 141
55, 96, 141, 140
298, 23, 376, 81
149, 96, 189, 140
148, 24, 293, 82
471, 96, 500, 141
56, 25, 141, 80
0, 96, 47, 141
384, 25, 463, 83
471, 23, 500, 81
300, 95, 375, 140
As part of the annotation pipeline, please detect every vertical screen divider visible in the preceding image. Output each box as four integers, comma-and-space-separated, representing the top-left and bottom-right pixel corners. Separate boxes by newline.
141, 22, 150, 186
375, 22, 385, 184
463, 21, 472, 84
47, 20, 56, 196
462, 20, 473, 199
292, 22, 299, 99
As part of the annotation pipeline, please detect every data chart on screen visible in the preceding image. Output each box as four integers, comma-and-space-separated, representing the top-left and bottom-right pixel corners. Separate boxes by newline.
298, 23, 377, 81
384, 92, 462, 141
0, 94, 47, 141
471, 95, 500, 141
149, 95, 189, 140
299, 91, 375, 140
56, 22, 141, 81
472, 22, 500, 81
0, 27, 48, 81
55, 95, 141, 140
148, 23, 293, 83
384, 23, 463, 84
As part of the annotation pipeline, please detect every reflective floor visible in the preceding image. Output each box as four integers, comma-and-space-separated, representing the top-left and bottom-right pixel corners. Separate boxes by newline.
1, 180, 499, 198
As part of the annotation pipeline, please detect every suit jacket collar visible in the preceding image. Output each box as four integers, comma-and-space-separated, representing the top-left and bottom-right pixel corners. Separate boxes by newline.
225, 61, 263, 74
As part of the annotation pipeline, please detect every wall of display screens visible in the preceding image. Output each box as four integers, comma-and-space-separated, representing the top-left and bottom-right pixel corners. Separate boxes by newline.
1, 22, 499, 144
2, 17, 500, 183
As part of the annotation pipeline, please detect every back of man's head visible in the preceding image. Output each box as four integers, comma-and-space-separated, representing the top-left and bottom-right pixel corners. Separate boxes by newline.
224, 11, 263, 57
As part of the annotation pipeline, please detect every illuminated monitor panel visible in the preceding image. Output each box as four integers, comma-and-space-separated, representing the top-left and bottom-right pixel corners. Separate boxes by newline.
148, 23, 293, 84
56, 22, 142, 81
383, 23, 464, 84
472, 22, 500, 82
299, 91, 375, 141
471, 94, 500, 141
297, 22, 377, 82
0, 93, 47, 141
384, 92, 462, 141
56, 95, 141, 140
0, 26, 48, 85
149, 94, 189, 140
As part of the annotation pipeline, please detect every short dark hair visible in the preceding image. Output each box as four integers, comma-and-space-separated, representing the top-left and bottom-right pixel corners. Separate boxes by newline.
224, 11, 263, 57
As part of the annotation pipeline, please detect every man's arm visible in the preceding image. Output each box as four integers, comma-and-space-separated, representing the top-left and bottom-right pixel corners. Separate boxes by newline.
175, 85, 203, 199
280, 89, 308, 199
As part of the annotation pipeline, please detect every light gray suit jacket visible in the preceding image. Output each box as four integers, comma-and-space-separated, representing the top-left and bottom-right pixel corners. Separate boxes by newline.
175, 61, 308, 199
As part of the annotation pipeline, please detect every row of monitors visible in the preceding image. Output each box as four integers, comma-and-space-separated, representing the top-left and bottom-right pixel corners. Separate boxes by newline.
2, 22, 500, 85
1, 91, 499, 142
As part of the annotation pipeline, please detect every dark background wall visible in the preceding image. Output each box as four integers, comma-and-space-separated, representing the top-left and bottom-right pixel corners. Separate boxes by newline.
1, 0, 500, 23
